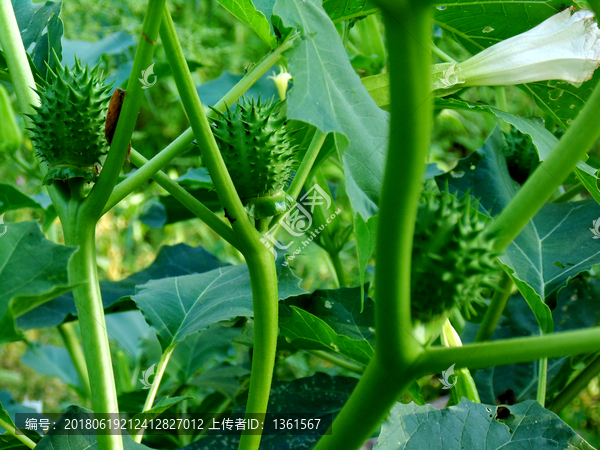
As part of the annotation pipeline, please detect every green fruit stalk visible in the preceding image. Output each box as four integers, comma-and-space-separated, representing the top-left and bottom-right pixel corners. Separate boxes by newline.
210, 96, 298, 219
411, 190, 498, 323
28, 58, 112, 186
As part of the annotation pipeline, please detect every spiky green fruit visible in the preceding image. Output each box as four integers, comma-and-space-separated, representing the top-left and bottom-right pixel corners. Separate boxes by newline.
210, 96, 298, 219
28, 59, 112, 186
411, 191, 499, 324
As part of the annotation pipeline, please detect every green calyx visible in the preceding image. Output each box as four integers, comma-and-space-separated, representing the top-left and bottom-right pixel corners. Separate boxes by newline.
28, 58, 112, 186
210, 96, 298, 219
411, 190, 498, 324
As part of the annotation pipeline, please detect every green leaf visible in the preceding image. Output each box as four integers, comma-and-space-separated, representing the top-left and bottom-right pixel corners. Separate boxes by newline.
214, 0, 276, 47
182, 373, 358, 450
18, 243, 225, 330
0, 391, 39, 442
131, 262, 306, 352
374, 399, 594, 449
322, 0, 378, 22
361, 72, 389, 110
519, 74, 600, 129
21, 343, 81, 388
0, 183, 45, 215
435, 97, 600, 203
433, 0, 567, 55
273, 0, 388, 219
280, 305, 373, 366
167, 322, 241, 384
437, 129, 600, 333
12, 0, 64, 79
285, 287, 375, 344
34, 406, 153, 450
62, 31, 135, 67
190, 364, 251, 401
0, 222, 76, 343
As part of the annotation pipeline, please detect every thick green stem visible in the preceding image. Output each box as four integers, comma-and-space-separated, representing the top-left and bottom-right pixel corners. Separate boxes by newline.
127, 149, 241, 250
416, 326, 600, 375
64, 217, 123, 450
551, 354, 600, 413
58, 322, 91, 399
315, 359, 416, 450
134, 344, 176, 443
84, 0, 166, 219
475, 271, 513, 342
315, 5, 432, 450
239, 249, 279, 450
159, 10, 280, 450
485, 81, 600, 252
0, 418, 36, 449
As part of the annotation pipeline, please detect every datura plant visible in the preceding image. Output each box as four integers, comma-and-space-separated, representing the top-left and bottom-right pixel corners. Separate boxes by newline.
5, 2, 600, 450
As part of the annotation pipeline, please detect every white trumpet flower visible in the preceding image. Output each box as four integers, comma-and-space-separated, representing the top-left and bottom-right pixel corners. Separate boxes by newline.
433, 8, 600, 91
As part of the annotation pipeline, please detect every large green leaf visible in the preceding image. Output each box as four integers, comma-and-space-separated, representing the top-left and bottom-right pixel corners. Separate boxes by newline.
182, 373, 357, 450
280, 305, 373, 366
435, 97, 600, 203
11, 0, 63, 78
0, 222, 76, 343
433, 0, 568, 55
0, 184, 45, 215
436, 129, 600, 333
519, 73, 600, 129
0, 391, 39, 443
167, 322, 241, 384
214, 0, 276, 47
131, 262, 306, 351
374, 399, 594, 449
285, 287, 376, 344
322, 0, 377, 22
18, 243, 225, 330
21, 343, 81, 388
190, 364, 251, 400
273, 0, 388, 219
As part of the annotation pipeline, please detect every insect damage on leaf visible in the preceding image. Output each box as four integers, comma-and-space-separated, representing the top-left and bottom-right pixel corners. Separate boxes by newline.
210, 96, 299, 219
411, 190, 499, 323
28, 57, 112, 186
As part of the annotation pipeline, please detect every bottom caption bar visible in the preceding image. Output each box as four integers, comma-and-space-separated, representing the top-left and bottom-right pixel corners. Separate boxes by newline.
15, 413, 333, 436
